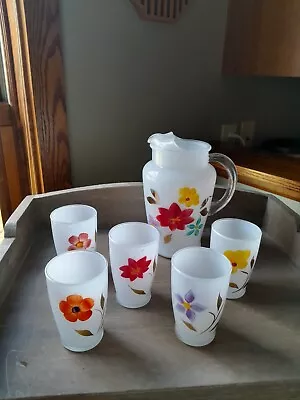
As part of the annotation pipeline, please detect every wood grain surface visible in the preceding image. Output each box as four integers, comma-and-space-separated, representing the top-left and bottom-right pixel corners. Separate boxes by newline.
223, 0, 300, 77
2, 231, 300, 399
0, 183, 300, 399
32, 381, 300, 400
0, 1, 31, 202
0, 103, 26, 223
1, 0, 43, 194
1, 0, 71, 194
0, 103, 11, 126
23, 0, 71, 192
0, 123, 11, 222
212, 149, 300, 202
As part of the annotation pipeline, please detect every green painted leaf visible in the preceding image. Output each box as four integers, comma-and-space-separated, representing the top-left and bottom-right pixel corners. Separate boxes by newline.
196, 218, 201, 225
75, 330, 93, 336
150, 189, 159, 202
217, 293, 222, 310
195, 230, 200, 236
186, 230, 194, 236
100, 294, 105, 310
147, 196, 156, 204
200, 208, 208, 216
164, 234, 172, 243
130, 287, 146, 295
188, 224, 195, 229
229, 282, 238, 289
182, 320, 197, 332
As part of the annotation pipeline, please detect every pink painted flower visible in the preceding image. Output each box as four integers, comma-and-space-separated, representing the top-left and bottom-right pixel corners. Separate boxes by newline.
68, 233, 92, 251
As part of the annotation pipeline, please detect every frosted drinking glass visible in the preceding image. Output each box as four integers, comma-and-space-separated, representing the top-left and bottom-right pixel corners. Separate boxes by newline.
171, 247, 231, 347
45, 250, 108, 352
210, 218, 262, 299
50, 204, 97, 255
109, 222, 159, 308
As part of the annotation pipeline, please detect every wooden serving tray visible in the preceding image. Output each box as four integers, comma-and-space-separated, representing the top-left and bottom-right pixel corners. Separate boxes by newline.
0, 183, 300, 400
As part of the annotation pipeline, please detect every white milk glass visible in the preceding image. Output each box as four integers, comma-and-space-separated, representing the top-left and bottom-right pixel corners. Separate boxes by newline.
109, 222, 159, 308
143, 132, 237, 258
50, 204, 97, 255
45, 250, 108, 352
210, 218, 262, 299
171, 247, 231, 347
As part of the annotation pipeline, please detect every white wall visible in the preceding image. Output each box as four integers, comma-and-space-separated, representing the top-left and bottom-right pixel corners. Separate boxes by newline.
60, 0, 300, 186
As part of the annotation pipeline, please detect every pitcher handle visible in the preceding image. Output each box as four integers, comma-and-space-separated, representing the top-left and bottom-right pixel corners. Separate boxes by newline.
208, 153, 237, 216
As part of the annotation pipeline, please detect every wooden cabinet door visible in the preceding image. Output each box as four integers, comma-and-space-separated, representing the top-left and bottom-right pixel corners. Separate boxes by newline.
0, 103, 27, 223
0, 0, 72, 200
223, 0, 300, 77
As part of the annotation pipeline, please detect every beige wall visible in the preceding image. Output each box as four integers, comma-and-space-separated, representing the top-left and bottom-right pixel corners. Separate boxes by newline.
60, 0, 300, 186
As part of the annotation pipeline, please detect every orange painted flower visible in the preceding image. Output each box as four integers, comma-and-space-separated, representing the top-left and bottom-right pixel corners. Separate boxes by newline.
68, 233, 91, 251
224, 250, 251, 274
59, 295, 94, 322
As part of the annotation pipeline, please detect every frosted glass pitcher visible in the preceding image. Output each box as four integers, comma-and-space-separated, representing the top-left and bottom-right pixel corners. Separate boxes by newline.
142, 132, 237, 258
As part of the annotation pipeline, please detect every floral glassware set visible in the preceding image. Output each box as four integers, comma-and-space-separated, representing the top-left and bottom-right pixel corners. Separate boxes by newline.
171, 217, 261, 347
46, 200, 262, 351
210, 218, 262, 300
143, 132, 238, 258
45, 133, 261, 351
47, 204, 161, 352
50, 204, 97, 255
141, 132, 262, 345
45, 250, 108, 352
108, 222, 159, 309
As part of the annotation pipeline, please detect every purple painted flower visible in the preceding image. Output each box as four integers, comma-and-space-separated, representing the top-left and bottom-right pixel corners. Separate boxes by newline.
175, 290, 206, 321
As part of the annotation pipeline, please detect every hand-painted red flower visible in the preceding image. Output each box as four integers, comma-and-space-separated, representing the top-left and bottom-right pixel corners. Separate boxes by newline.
156, 202, 194, 231
59, 295, 94, 322
119, 256, 151, 281
68, 233, 91, 251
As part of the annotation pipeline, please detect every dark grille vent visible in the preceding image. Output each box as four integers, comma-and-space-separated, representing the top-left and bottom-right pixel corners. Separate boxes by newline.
131, 0, 189, 23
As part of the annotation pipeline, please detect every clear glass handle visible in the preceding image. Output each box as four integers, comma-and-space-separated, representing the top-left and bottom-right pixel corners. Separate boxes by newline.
209, 153, 237, 216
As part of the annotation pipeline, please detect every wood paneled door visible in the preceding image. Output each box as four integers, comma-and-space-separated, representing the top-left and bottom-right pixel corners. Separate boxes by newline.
0, 0, 71, 221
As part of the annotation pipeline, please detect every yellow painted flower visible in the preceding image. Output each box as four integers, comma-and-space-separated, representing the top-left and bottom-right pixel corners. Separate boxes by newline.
224, 250, 251, 274
178, 187, 199, 207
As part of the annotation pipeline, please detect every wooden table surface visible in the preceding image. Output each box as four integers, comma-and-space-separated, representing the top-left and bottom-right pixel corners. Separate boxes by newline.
0, 230, 300, 399
212, 147, 300, 201
1, 183, 300, 399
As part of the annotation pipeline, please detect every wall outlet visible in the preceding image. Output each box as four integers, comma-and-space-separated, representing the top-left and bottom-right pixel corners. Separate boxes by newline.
220, 123, 238, 142
240, 120, 255, 147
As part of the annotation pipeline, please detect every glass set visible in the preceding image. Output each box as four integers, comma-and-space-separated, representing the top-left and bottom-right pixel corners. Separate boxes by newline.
46, 204, 262, 351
